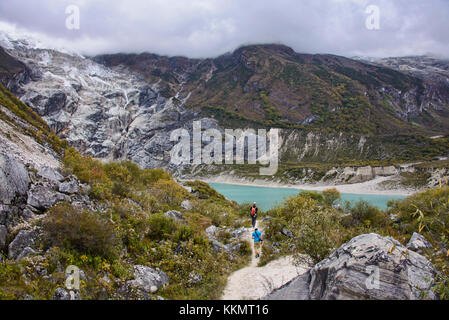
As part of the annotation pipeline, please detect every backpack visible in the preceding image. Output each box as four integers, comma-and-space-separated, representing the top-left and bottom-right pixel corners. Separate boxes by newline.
250, 207, 256, 216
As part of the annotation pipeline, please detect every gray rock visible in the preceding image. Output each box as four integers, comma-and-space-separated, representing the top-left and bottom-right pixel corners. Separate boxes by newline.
27, 186, 70, 210
181, 200, 192, 210
8, 229, 38, 260
37, 166, 64, 183
58, 181, 80, 194
263, 272, 311, 300
230, 227, 247, 239
52, 288, 70, 300
264, 233, 437, 300
16, 246, 36, 261
0, 153, 30, 205
128, 265, 170, 293
406, 232, 433, 252
0, 225, 7, 247
21, 207, 35, 221
230, 242, 245, 253
163, 210, 185, 222
206, 225, 218, 236
52, 286, 81, 300
188, 272, 203, 284
210, 239, 230, 252
282, 228, 294, 238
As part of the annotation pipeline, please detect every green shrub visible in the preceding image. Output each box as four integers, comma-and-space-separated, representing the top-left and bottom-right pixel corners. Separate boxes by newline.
184, 180, 227, 202
63, 147, 107, 184
322, 188, 341, 206
42, 202, 119, 258
349, 200, 389, 228
173, 225, 193, 242
238, 241, 252, 256
151, 180, 190, 207
292, 208, 342, 265
147, 213, 177, 240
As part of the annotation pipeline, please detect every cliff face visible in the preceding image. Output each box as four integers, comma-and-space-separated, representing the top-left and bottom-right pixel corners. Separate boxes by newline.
0, 33, 205, 169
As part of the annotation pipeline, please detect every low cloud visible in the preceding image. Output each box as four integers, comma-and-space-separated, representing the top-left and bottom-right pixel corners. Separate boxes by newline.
0, 0, 448, 58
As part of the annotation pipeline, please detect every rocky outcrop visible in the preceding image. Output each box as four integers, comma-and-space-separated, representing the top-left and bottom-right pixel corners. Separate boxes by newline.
58, 180, 80, 194
128, 265, 170, 294
37, 166, 64, 183
8, 229, 38, 260
264, 234, 437, 300
164, 210, 185, 222
407, 232, 433, 252
27, 185, 70, 211
0, 152, 30, 205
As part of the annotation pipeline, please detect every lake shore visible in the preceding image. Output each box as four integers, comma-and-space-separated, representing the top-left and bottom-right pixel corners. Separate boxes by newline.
198, 174, 416, 196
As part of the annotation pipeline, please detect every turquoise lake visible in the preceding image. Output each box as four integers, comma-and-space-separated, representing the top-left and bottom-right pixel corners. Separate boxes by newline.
209, 182, 406, 211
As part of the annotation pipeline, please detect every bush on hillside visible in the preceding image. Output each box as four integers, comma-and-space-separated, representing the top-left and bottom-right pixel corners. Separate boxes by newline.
42, 202, 119, 258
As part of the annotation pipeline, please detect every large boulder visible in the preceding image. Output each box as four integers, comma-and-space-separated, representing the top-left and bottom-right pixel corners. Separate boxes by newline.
36, 166, 64, 183
58, 180, 80, 194
264, 234, 437, 300
8, 229, 38, 260
0, 153, 30, 205
27, 185, 70, 211
128, 265, 169, 293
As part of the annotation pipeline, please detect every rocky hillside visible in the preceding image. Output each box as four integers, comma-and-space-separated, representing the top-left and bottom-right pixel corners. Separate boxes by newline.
0, 84, 253, 300
258, 186, 449, 300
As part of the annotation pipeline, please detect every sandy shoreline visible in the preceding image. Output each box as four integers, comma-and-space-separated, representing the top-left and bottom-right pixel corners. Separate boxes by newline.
196, 174, 416, 196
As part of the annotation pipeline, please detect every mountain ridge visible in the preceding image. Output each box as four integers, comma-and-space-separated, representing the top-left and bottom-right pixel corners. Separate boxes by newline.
0, 32, 448, 175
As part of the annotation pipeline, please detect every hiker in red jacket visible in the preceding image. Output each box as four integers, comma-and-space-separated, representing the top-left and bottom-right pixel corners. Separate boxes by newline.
250, 202, 258, 228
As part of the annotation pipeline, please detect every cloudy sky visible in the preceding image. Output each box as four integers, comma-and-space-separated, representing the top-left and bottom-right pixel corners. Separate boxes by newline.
0, 0, 448, 58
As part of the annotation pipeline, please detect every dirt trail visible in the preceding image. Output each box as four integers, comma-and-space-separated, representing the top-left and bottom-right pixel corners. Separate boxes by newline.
221, 224, 309, 300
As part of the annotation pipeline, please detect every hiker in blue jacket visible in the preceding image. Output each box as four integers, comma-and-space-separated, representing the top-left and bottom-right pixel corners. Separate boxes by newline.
252, 228, 263, 258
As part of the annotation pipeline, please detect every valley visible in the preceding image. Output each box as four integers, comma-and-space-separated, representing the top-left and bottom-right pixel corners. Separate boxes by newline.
0, 27, 448, 301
